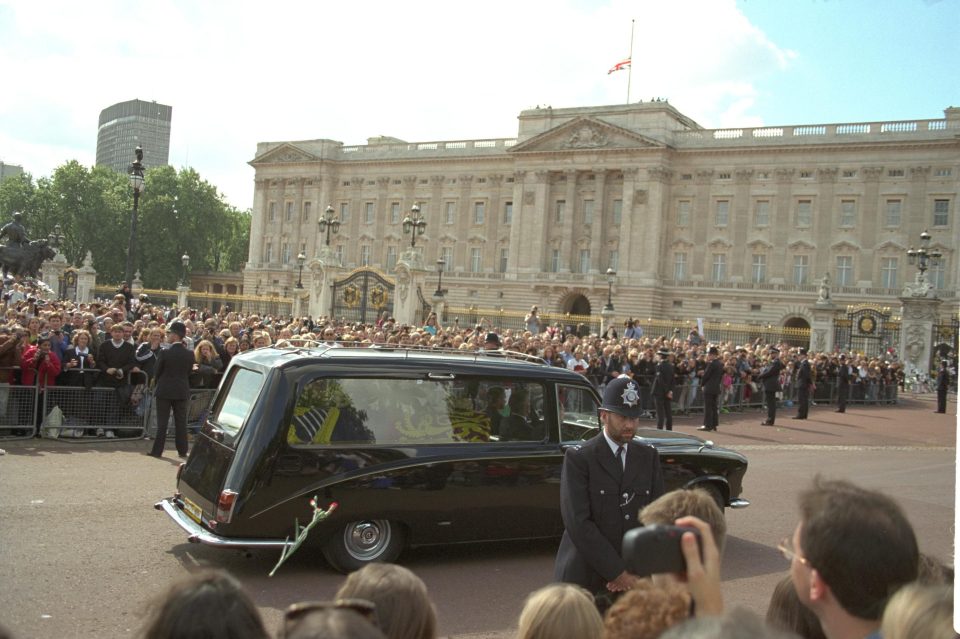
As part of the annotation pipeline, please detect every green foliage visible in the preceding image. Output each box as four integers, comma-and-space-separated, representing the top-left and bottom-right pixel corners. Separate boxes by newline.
0, 162, 250, 288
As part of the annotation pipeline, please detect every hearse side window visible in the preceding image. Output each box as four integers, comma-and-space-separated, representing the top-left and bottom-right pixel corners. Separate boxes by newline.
210, 367, 265, 438
558, 384, 600, 441
286, 377, 550, 446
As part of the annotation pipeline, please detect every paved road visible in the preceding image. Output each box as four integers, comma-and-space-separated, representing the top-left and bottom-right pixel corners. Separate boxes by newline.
0, 395, 954, 639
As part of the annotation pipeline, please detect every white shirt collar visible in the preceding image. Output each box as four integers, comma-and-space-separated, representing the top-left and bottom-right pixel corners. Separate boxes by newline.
601, 428, 626, 463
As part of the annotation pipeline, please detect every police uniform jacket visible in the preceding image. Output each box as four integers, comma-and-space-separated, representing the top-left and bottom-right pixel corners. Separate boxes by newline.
937, 362, 951, 391
756, 359, 783, 392
701, 358, 724, 395
155, 342, 197, 401
797, 359, 812, 387
554, 433, 665, 593
651, 360, 675, 398
837, 362, 851, 388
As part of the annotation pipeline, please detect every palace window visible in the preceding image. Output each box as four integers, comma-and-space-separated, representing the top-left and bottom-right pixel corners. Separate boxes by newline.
677, 200, 691, 227
440, 247, 452, 271
360, 245, 371, 266
302, 201, 312, 222
754, 200, 770, 227
474, 201, 485, 225
268, 202, 276, 222
880, 257, 898, 289
445, 201, 456, 225
792, 255, 809, 285
796, 200, 812, 227
583, 199, 594, 225
674, 252, 687, 280
933, 199, 950, 226
390, 202, 400, 224
499, 248, 509, 273
839, 199, 856, 226
285, 202, 293, 222
711, 253, 726, 282
550, 249, 560, 273
715, 200, 729, 227
386, 246, 397, 271
503, 201, 513, 224
931, 259, 946, 289
751, 254, 766, 283
885, 199, 902, 227
578, 250, 590, 274
470, 247, 482, 273
608, 250, 619, 272
281, 243, 291, 264
264, 242, 273, 263
612, 199, 623, 225
836, 256, 853, 286
364, 202, 374, 224
555, 200, 566, 223
339, 203, 350, 222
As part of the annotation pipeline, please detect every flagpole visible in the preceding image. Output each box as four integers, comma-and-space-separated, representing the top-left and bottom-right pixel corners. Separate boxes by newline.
627, 19, 635, 103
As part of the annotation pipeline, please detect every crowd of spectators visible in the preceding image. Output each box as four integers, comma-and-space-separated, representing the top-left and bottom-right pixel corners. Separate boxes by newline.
0, 282, 949, 441
2, 478, 948, 639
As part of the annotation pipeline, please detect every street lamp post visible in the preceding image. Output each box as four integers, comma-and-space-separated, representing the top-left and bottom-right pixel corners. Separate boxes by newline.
402, 203, 427, 248
906, 229, 942, 283
318, 205, 341, 246
125, 146, 145, 288
604, 267, 616, 311
180, 253, 190, 287
296, 252, 306, 289
435, 258, 446, 296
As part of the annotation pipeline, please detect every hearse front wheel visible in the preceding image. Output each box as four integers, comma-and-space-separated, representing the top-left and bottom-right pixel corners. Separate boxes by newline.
322, 519, 405, 573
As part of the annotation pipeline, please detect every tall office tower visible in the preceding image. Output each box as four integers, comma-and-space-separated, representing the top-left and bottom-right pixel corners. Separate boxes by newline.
96, 99, 172, 172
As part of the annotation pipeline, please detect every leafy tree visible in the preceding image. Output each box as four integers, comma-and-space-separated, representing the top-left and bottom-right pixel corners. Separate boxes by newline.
0, 161, 251, 288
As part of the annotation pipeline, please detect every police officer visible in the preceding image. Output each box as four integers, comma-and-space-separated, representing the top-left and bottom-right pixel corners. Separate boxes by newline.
554, 376, 665, 602
651, 349, 675, 430
757, 346, 783, 426
836, 354, 851, 413
793, 348, 812, 420
935, 358, 951, 414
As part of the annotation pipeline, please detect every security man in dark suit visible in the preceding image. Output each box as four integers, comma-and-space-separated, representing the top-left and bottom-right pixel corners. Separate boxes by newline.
836, 354, 851, 413
793, 348, 812, 419
554, 376, 665, 602
148, 321, 196, 458
651, 349, 675, 430
936, 358, 951, 414
757, 347, 783, 425
698, 346, 723, 432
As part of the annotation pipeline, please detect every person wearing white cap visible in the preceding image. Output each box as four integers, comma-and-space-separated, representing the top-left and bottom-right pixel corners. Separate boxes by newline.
554, 376, 665, 606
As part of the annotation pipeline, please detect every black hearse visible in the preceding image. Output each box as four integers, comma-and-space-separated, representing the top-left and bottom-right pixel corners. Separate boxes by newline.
156, 346, 749, 572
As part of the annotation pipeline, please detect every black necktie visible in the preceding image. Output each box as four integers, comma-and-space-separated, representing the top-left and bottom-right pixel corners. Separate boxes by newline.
616, 445, 624, 471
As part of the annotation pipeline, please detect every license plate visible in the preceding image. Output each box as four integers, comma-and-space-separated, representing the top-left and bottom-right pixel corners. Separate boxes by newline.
182, 497, 203, 524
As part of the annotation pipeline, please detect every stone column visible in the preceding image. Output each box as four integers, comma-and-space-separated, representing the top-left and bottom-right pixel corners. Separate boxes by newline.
731, 169, 753, 280
899, 278, 943, 379
41, 251, 69, 298
560, 170, 577, 273
618, 168, 639, 275
432, 292, 447, 325
640, 167, 671, 284
291, 287, 309, 318
393, 257, 428, 326
132, 271, 144, 297
589, 170, 606, 274
76, 251, 96, 304
809, 302, 839, 353
176, 284, 189, 309
308, 252, 343, 321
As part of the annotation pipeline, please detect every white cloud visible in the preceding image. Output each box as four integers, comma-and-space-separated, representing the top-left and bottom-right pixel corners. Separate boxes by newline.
0, 0, 796, 208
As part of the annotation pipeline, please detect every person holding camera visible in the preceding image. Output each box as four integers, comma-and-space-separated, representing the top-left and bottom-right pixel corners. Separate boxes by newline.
22, 334, 61, 435
148, 321, 195, 458
554, 375, 665, 605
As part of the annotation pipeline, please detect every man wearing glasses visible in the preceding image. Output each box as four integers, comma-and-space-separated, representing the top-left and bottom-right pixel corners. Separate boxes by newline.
779, 477, 918, 639
554, 376, 665, 605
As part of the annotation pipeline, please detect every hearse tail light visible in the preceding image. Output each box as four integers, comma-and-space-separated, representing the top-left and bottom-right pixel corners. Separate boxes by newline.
216, 489, 239, 524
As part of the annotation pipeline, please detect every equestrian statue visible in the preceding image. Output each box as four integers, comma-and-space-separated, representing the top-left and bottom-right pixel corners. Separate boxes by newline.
0, 212, 57, 279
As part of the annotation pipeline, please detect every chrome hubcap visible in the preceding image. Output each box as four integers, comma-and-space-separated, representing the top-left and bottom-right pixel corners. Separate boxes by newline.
344, 520, 390, 560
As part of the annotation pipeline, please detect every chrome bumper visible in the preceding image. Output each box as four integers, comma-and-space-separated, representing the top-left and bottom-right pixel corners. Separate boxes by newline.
728, 498, 750, 509
154, 497, 290, 549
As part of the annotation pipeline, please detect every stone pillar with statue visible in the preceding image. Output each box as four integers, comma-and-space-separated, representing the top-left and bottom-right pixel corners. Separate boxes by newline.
307, 246, 343, 321
76, 251, 97, 303
393, 249, 429, 327
899, 280, 942, 384
809, 272, 838, 353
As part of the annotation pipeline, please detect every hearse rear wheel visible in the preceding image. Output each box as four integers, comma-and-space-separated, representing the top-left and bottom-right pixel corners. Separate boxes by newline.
322, 519, 405, 573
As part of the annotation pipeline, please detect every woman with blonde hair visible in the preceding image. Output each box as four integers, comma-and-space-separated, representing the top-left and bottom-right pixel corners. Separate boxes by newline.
516, 583, 602, 639
335, 563, 436, 639
880, 583, 954, 639
192, 339, 223, 388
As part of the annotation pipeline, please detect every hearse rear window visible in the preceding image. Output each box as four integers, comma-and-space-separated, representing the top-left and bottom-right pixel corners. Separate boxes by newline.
210, 367, 265, 437
287, 377, 550, 446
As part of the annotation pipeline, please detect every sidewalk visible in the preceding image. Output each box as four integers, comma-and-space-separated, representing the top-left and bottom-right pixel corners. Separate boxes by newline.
665, 393, 956, 449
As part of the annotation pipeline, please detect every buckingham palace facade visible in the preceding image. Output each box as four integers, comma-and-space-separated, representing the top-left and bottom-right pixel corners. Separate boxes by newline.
245, 101, 959, 328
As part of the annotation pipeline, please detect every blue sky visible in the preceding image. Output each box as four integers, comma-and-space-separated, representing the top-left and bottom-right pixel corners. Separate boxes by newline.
0, 0, 957, 210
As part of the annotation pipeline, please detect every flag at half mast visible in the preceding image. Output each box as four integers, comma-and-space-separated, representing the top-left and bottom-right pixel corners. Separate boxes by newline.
608, 58, 631, 74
